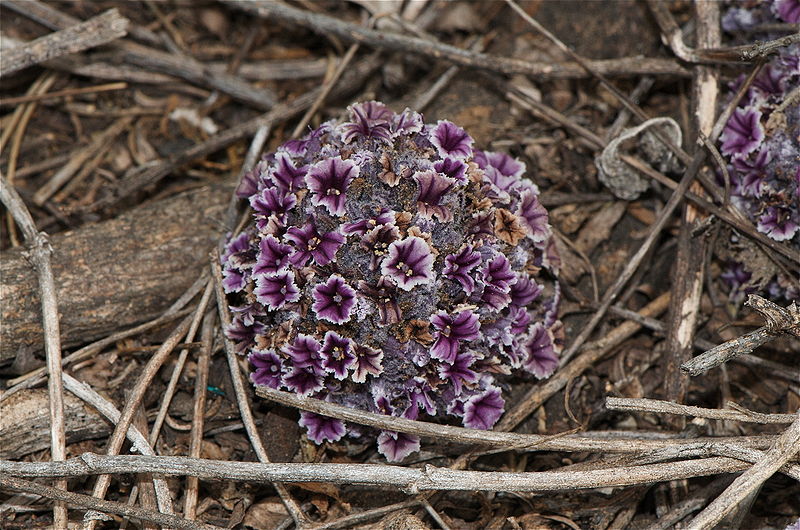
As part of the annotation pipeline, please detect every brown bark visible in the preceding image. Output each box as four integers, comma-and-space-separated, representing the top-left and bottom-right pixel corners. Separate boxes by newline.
0, 185, 230, 365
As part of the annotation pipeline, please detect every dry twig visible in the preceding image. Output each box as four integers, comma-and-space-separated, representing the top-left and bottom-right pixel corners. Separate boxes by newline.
0, 9, 129, 76
0, 172, 68, 526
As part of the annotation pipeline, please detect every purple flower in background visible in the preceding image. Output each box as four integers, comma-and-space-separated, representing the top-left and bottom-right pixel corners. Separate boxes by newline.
463, 387, 504, 430
222, 101, 563, 461
415, 170, 455, 221
430, 120, 473, 159
757, 206, 799, 242
431, 310, 480, 363
720, 107, 764, 158
438, 351, 478, 394
254, 271, 300, 310
377, 431, 420, 462
434, 158, 468, 184
306, 157, 358, 216
721, 262, 752, 290
523, 323, 559, 379
286, 223, 344, 267
442, 245, 482, 295
351, 344, 384, 383
320, 331, 355, 379
254, 235, 293, 276
342, 101, 393, 144
299, 411, 346, 444
381, 236, 435, 291
774, 0, 800, 23
312, 274, 356, 324
270, 152, 308, 192
249, 349, 283, 389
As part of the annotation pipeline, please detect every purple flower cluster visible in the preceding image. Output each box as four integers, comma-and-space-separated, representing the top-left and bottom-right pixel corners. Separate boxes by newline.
716, 14, 799, 302
222, 101, 562, 461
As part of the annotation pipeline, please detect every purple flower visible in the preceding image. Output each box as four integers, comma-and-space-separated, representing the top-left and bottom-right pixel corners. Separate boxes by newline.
351, 344, 384, 383
249, 349, 283, 389
342, 101, 393, 144
433, 158, 468, 184
509, 306, 532, 335
463, 387, 504, 430
431, 310, 481, 363
517, 187, 551, 242
774, 0, 800, 22
438, 351, 478, 394
752, 65, 785, 97
250, 187, 297, 231
299, 411, 346, 444
286, 223, 344, 267
254, 271, 300, 310
312, 274, 357, 324
361, 223, 401, 269
523, 323, 559, 379
381, 236, 435, 291
392, 108, 424, 137
415, 170, 455, 222
320, 331, 355, 379
284, 334, 322, 368
430, 120, 473, 159
225, 316, 265, 354
481, 254, 516, 309
283, 364, 325, 396
509, 275, 542, 307
720, 262, 752, 290
269, 152, 308, 192
406, 377, 437, 418
475, 151, 525, 192
358, 278, 402, 324
223, 232, 256, 269
237, 161, 263, 198
342, 209, 395, 235
305, 157, 358, 216
253, 235, 293, 276
757, 206, 799, 242
442, 245, 482, 295
720, 107, 765, 158
377, 431, 420, 462
222, 266, 247, 293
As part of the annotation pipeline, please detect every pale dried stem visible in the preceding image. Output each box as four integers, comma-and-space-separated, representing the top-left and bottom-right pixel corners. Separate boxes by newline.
687, 411, 800, 529
606, 397, 798, 424
0, 171, 68, 527
0, 476, 217, 530
0, 453, 754, 493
